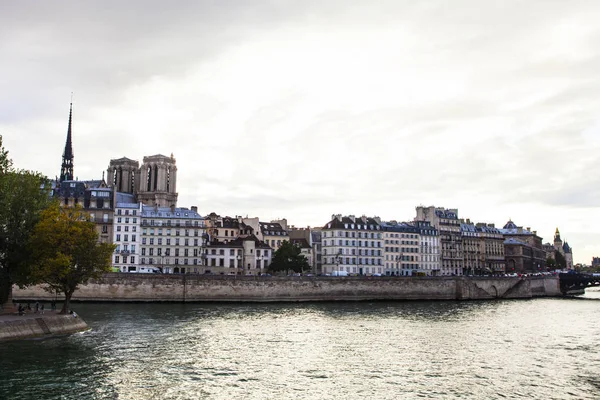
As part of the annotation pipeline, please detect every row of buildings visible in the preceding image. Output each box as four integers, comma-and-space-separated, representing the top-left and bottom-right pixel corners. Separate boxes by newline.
50, 103, 575, 276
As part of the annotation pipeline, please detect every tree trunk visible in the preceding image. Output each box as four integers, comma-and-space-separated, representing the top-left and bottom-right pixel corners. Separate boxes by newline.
0, 283, 16, 315
60, 290, 74, 314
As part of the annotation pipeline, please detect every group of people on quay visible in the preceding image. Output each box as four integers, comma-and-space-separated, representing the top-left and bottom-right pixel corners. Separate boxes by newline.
16, 300, 56, 316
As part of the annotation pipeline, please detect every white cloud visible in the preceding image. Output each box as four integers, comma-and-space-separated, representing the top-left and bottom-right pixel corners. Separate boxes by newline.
1, 0, 600, 263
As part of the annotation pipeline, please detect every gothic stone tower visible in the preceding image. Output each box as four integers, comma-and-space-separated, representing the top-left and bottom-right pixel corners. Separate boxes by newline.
107, 157, 140, 194
136, 154, 178, 207
553, 228, 563, 252
59, 102, 74, 181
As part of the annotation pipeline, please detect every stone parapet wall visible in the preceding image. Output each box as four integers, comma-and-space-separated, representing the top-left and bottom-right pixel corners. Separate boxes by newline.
13, 274, 562, 302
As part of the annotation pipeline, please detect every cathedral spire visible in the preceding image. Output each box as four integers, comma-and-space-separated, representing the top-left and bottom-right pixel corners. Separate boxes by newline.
60, 101, 74, 182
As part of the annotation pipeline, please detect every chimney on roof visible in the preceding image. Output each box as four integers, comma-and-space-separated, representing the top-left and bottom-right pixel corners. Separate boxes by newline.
373, 216, 381, 224
191, 206, 198, 213
526, 227, 530, 231
349, 215, 355, 223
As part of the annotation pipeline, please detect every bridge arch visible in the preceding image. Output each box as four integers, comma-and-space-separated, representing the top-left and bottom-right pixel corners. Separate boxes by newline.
490, 285, 499, 298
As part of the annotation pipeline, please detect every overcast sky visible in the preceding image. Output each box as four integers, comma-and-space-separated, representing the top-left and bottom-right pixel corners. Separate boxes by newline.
1, 1, 599, 264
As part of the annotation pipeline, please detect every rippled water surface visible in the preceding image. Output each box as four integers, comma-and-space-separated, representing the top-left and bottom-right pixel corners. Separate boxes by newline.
2, 290, 600, 399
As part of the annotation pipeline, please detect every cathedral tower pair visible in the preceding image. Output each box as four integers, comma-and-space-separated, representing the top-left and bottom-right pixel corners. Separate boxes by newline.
107, 155, 178, 208
58, 100, 178, 208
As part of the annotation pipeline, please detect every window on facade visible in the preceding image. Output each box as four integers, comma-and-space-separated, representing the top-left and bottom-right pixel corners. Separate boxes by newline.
130, 256, 135, 263
116, 234, 121, 241
115, 256, 120, 263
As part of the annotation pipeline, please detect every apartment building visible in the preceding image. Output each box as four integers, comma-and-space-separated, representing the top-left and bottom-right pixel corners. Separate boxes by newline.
139, 205, 205, 274
321, 214, 383, 275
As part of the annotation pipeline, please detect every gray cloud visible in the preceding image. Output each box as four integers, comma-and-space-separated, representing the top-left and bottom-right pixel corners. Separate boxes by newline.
1, 0, 600, 262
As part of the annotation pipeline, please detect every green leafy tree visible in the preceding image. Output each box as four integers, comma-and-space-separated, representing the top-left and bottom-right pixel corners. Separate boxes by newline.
554, 250, 567, 270
0, 136, 51, 310
30, 203, 115, 314
268, 240, 310, 274
546, 257, 557, 270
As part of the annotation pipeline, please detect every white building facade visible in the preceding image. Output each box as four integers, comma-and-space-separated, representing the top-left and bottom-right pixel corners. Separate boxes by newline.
381, 222, 421, 276
139, 205, 206, 274
321, 215, 384, 275
112, 198, 143, 272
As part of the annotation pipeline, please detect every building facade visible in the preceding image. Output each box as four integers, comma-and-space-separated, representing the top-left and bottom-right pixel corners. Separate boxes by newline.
501, 220, 546, 273
204, 235, 272, 275
321, 215, 384, 275
415, 206, 463, 276
415, 220, 441, 275
476, 223, 505, 274
381, 221, 420, 276
138, 205, 205, 274
107, 154, 178, 208
553, 228, 574, 269
112, 197, 142, 272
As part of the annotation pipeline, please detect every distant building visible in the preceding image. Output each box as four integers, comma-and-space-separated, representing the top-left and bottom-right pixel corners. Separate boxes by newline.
258, 221, 290, 251
475, 223, 505, 274
592, 257, 600, 268
52, 179, 115, 244
289, 227, 321, 273
107, 154, 178, 208
414, 220, 441, 276
52, 102, 115, 244
552, 228, 573, 269
501, 220, 546, 273
204, 213, 254, 243
204, 235, 272, 275
415, 206, 463, 276
112, 197, 142, 272
321, 214, 383, 275
290, 238, 313, 268
138, 205, 205, 274
311, 229, 323, 274
380, 221, 420, 276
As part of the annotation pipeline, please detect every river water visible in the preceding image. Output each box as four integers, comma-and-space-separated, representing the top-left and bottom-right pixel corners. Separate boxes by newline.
1, 290, 600, 400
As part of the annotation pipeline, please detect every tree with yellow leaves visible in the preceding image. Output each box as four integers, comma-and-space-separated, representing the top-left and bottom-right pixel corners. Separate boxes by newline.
30, 203, 115, 314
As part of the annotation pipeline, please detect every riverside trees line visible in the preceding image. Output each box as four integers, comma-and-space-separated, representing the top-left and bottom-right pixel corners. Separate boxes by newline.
0, 135, 114, 314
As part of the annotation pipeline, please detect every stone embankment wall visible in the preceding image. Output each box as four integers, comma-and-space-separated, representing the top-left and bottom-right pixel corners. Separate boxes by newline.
0, 314, 88, 342
13, 274, 562, 302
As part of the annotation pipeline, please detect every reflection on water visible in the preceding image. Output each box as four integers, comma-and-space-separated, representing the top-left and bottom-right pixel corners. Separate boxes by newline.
1, 296, 600, 400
